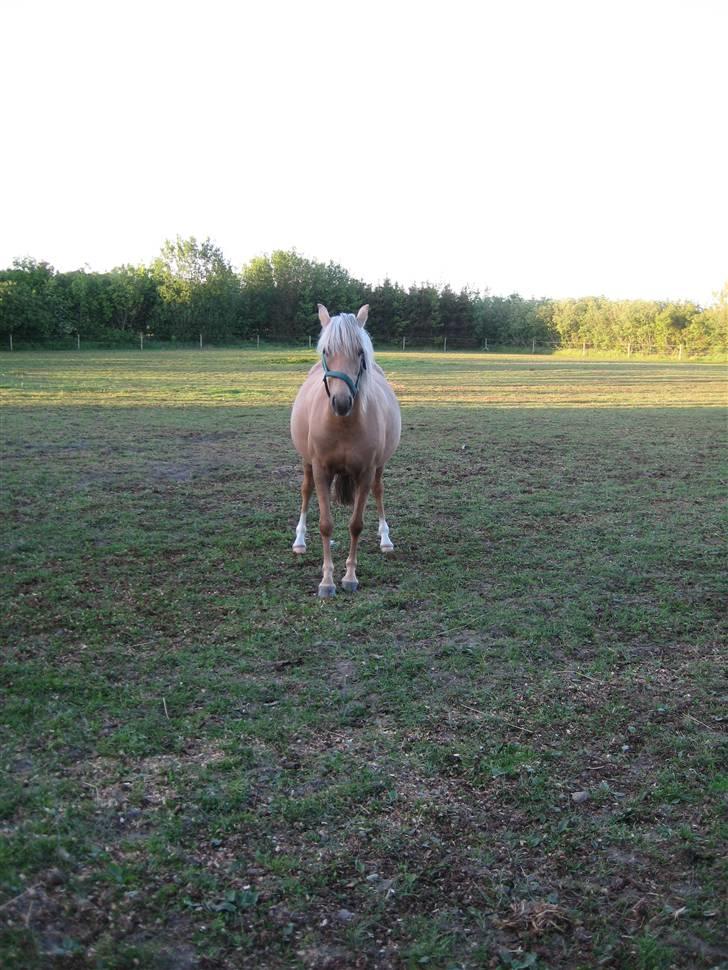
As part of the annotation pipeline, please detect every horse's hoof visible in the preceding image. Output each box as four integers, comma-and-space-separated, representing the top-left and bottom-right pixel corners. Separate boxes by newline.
292, 545, 306, 554
380, 543, 394, 553
341, 579, 359, 592
318, 584, 336, 598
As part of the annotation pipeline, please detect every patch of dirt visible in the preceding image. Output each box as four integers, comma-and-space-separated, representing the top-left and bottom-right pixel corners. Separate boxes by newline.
179, 431, 239, 443
496, 899, 572, 935
70, 744, 226, 814
298, 945, 371, 969
331, 659, 357, 687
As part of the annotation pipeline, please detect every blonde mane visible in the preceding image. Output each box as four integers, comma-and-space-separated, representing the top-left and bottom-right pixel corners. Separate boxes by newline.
316, 313, 376, 412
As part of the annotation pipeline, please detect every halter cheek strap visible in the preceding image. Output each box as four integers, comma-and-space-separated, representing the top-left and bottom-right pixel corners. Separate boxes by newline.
322, 351, 366, 399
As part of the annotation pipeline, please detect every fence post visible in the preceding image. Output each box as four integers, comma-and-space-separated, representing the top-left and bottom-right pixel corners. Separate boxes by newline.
402, 336, 406, 351
532, 338, 536, 353
199, 333, 203, 350
77, 333, 80, 351
483, 338, 488, 351
9, 334, 13, 352
140, 332, 144, 351
257, 334, 260, 349
308, 335, 312, 349
443, 337, 447, 353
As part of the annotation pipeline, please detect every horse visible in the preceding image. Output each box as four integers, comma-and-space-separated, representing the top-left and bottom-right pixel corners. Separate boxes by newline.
290, 303, 401, 597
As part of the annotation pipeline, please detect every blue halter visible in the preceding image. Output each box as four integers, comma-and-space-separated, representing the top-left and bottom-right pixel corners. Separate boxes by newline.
321, 351, 366, 399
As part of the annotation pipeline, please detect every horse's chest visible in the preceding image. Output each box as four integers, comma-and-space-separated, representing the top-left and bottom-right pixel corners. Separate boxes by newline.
311, 427, 378, 473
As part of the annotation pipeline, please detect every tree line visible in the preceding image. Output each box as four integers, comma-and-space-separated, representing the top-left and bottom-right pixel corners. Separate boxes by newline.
1, 237, 725, 355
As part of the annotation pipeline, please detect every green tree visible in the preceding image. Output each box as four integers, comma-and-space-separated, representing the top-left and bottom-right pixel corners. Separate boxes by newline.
0, 258, 56, 342
652, 302, 697, 353
404, 284, 441, 344
152, 236, 239, 340
550, 298, 586, 348
683, 283, 727, 356
240, 255, 275, 338
240, 249, 365, 341
368, 278, 408, 343
65, 270, 114, 338
0, 280, 18, 344
108, 265, 159, 334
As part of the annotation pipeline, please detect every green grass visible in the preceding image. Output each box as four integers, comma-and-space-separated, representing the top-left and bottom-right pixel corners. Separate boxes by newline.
1, 349, 726, 968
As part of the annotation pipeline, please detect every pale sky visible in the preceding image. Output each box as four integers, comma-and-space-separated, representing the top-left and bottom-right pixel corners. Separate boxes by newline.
2, 0, 726, 305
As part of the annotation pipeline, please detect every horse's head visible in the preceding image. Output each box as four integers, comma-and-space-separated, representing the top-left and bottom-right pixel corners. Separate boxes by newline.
317, 304, 373, 416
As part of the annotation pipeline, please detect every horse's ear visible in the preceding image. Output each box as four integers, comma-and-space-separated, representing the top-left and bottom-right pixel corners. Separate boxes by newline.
318, 304, 331, 328
356, 305, 369, 327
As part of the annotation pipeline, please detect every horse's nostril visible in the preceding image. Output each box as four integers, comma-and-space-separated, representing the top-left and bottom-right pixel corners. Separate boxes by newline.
331, 393, 352, 416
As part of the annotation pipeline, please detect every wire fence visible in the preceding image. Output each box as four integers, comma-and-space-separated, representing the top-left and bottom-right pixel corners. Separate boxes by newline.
1, 332, 704, 360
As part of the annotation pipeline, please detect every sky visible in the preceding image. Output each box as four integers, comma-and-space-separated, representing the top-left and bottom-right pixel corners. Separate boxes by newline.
2, 0, 726, 305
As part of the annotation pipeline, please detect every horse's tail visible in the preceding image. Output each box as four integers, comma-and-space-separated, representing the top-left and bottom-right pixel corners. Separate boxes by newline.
332, 472, 355, 506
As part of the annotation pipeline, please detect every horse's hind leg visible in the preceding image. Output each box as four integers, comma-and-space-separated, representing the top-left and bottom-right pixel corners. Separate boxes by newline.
293, 463, 313, 553
373, 467, 394, 552
342, 472, 374, 592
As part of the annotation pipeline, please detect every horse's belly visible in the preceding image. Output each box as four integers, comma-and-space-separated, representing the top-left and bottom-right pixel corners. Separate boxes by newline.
290, 386, 314, 458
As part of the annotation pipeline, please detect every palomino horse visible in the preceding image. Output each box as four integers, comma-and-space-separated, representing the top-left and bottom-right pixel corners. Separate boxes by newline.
290, 304, 401, 596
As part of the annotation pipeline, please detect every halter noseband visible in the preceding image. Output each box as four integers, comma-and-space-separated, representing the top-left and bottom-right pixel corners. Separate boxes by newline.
321, 350, 366, 400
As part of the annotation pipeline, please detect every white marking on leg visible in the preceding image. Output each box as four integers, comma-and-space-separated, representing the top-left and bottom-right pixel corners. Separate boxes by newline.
293, 512, 307, 551
378, 518, 393, 551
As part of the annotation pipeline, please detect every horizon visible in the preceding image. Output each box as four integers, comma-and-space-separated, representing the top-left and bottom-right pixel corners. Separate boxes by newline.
2, 0, 726, 307
2, 242, 724, 308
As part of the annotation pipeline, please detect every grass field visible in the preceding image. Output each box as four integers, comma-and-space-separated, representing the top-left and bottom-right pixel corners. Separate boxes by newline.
1, 349, 726, 970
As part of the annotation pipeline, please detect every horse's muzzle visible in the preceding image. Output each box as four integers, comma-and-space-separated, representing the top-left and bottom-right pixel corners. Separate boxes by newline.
331, 393, 353, 417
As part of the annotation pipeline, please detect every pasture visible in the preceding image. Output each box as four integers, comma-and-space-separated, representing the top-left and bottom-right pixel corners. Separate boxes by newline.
1, 349, 726, 969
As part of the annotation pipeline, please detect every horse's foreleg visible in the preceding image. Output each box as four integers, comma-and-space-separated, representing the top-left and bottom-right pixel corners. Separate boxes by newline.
342, 472, 374, 592
373, 467, 394, 552
313, 465, 335, 597
293, 463, 313, 553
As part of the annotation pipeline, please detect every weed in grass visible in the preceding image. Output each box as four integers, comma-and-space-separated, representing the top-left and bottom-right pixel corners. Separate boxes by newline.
629, 933, 676, 970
